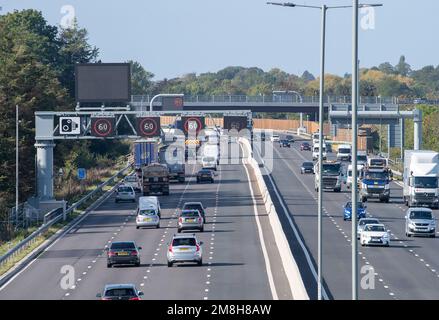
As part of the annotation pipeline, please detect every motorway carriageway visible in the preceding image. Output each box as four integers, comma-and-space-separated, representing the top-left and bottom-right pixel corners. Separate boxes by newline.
255, 132, 439, 300
0, 146, 293, 300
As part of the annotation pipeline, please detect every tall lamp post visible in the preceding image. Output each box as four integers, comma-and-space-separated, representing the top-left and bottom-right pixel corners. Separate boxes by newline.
267, 1, 382, 301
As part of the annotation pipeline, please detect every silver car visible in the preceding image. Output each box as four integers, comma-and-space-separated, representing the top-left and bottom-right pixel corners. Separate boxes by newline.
405, 208, 436, 238
167, 234, 203, 267
115, 185, 136, 203
178, 210, 204, 233
357, 218, 380, 240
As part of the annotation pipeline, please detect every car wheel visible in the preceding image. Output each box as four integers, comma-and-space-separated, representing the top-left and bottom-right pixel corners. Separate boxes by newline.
197, 260, 203, 266
200, 227, 204, 232
177, 229, 181, 233
407, 233, 412, 237
156, 223, 160, 229
361, 242, 365, 247
430, 234, 436, 238
115, 199, 119, 203
107, 263, 112, 268
135, 262, 140, 267
136, 226, 139, 230
211, 179, 214, 183
167, 261, 173, 267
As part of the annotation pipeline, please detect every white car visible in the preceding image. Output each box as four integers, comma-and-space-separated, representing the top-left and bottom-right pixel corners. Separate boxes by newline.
115, 185, 136, 203
357, 218, 380, 240
270, 135, 280, 142
124, 175, 141, 192
360, 224, 390, 247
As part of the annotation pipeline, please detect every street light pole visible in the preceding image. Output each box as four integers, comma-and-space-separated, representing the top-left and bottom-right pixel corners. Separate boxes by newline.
16, 105, 19, 226
351, 0, 359, 301
317, 4, 327, 301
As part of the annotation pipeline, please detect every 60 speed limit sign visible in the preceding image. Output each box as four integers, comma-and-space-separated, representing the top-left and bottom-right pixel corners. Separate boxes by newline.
182, 117, 205, 135
137, 117, 160, 137
91, 117, 115, 137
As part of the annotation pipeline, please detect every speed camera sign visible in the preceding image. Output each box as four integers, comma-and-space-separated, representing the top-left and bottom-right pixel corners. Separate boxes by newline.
91, 117, 115, 137
59, 117, 81, 135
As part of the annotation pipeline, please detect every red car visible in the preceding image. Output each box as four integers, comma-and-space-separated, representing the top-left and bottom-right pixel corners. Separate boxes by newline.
301, 142, 311, 151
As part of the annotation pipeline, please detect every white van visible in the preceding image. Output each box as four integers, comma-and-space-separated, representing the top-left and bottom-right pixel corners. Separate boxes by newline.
312, 132, 320, 145
136, 196, 161, 229
337, 144, 352, 162
313, 144, 327, 161
346, 164, 364, 189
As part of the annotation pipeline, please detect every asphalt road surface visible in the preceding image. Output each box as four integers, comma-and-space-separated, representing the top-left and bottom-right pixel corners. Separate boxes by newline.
255, 132, 439, 300
0, 145, 293, 300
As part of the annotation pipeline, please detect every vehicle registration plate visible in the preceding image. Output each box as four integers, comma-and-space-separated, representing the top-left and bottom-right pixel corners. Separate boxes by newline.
143, 218, 152, 222
118, 252, 129, 256
187, 219, 196, 222
179, 248, 189, 251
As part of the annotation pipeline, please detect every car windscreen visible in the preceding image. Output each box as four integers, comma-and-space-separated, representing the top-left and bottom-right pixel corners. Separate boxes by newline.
181, 211, 200, 217
118, 186, 132, 193
413, 177, 438, 188
199, 170, 211, 174
105, 288, 136, 297
203, 157, 215, 162
111, 242, 135, 249
339, 148, 351, 154
357, 155, 367, 162
370, 159, 386, 166
365, 225, 385, 232
139, 209, 156, 216
172, 238, 196, 246
125, 176, 137, 182
183, 204, 202, 212
322, 164, 341, 175
365, 172, 387, 180
346, 202, 365, 209
303, 162, 313, 168
410, 211, 433, 220
359, 219, 379, 226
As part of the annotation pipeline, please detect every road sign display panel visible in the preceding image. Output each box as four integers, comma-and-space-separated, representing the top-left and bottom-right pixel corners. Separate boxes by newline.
180, 117, 205, 135
162, 96, 184, 111
91, 117, 115, 137
137, 117, 161, 137
223, 116, 248, 131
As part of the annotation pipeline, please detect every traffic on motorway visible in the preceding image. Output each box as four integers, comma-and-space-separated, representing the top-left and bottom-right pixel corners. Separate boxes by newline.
256, 130, 439, 299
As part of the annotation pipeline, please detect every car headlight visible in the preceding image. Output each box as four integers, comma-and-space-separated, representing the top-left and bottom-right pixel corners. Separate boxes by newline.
383, 233, 390, 238
408, 223, 415, 228
385, 184, 390, 190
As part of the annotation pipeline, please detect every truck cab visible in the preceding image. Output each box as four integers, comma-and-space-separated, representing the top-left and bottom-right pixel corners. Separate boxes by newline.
404, 150, 439, 209
337, 144, 352, 162
360, 167, 391, 203
314, 161, 343, 192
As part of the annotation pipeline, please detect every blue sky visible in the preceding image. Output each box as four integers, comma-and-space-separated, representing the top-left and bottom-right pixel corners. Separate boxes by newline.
2, 1, 438, 80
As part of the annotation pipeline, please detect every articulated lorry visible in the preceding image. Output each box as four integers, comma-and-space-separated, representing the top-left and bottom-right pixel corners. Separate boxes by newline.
403, 150, 439, 209
314, 161, 343, 192
158, 145, 186, 183
142, 163, 170, 196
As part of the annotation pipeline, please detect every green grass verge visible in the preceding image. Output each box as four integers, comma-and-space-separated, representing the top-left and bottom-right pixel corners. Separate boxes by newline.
0, 168, 129, 277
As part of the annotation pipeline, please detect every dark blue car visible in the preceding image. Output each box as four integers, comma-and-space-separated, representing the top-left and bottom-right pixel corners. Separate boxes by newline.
343, 202, 367, 221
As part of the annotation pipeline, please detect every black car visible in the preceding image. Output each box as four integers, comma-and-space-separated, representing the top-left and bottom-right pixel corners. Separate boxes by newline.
301, 142, 311, 151
301, 162, 315, 174
286, 135, 295, 143
279, 139, 291, 148
197, 169, 214, 183
106, 241, 141, 268
97, 284, 144, 300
